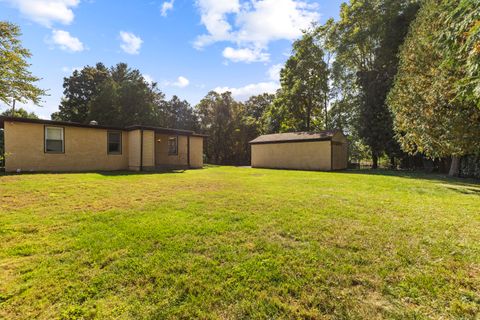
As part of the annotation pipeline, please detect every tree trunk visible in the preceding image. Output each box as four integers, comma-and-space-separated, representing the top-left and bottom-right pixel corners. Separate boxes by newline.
372, 154, 378, 169
448, 156, 460, 177
324, 93, 328, 129
306, 102, 311, 132
390, 156, 395, 169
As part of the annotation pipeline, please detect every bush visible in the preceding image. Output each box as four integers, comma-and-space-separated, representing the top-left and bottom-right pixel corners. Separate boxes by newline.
460, 155, 480, 179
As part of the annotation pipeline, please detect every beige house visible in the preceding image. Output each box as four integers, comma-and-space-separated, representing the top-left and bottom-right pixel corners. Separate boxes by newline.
250, 131, 348, 171
0, 116, 206, 173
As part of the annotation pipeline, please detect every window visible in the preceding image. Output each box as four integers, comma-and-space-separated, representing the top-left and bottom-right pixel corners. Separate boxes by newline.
45, 126, 64, 153
108, 131, 122, 154
168, 136, 178, 155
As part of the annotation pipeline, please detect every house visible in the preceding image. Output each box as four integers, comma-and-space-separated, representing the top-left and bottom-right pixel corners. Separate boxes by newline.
0, 116, 206, 173
249, 130, 348, 171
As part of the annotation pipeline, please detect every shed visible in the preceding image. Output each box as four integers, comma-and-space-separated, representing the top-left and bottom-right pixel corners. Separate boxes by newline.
249, 130, 348, 171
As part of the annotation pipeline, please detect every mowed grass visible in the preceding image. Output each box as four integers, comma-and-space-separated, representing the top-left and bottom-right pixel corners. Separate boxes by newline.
0, 166, 479, 319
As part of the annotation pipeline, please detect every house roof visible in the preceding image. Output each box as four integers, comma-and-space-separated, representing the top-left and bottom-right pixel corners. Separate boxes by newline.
249, 130, 342, 145
0, 116, 207, 137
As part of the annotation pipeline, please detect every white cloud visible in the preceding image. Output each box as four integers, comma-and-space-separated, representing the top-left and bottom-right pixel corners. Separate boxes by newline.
143, 74, 155, 84
162, 76, 190, 88
194, 0, 240, 49
222, 47, 269, 63
214, 81, 279, 101
173, 76, 190, 88
61, 66, 82, 73
4, 0, 79, 27
267, 63, 283, 81
51, 29, 84, 52
194, 0, 319, 62
160, 0, 174, 16
119, 31, 143, 55
235, 0, 319, 45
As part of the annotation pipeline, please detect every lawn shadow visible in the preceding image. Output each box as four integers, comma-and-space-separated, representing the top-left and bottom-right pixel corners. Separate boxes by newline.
0, 168, 188, 177
98, 169, 187, 177
339, 169, 480, 189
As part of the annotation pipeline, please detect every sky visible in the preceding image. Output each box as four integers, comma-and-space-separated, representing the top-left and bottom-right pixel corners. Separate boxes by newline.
0, 0, 344, 119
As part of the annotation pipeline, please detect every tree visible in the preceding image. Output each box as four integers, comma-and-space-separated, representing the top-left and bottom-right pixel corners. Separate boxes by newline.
275, 30, 329, 132
439, 0, 480, 109
245, 93, 274, 123
52, 63, 109, 123
328, 0, 419, 168
111, 63, 156, 126
52, 63, 161, 127
1, 107, 38, 119
387, 0, 480, 176
232, 93, 275, 162
0, 22, 46, 108
196, 91, 240, 164
155, 95, 199, 131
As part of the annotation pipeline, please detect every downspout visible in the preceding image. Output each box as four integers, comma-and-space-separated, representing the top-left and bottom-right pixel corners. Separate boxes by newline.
187, 135, 191, 168
140, 129, 144, 172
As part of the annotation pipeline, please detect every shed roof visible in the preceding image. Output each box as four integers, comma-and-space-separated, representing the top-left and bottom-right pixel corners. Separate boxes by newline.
0, 116, 207, 137
249, 130, 342, 145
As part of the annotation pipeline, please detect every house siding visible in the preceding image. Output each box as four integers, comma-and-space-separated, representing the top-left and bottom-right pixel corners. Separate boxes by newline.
142, 130, 155, 170
4, 121, 129, 172
155, 133, 189, 167
3, 120, 204, 172
128, 129, 141, 171
189, 136, 204, 168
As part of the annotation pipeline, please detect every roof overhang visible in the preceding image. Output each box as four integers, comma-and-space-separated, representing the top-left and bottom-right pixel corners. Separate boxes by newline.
0, 116, 208, 137
249, 130, 343, 145
0, 116, 125, 131
249, 137, 333, 145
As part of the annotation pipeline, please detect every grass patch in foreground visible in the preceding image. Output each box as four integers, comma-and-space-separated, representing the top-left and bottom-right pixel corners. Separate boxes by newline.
0, 167, 479, 319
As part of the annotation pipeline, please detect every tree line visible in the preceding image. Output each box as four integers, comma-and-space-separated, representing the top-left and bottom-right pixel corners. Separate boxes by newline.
1, 0, 479, 176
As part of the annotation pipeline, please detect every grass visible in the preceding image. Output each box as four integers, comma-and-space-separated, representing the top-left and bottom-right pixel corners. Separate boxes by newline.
0, 166, 479, 319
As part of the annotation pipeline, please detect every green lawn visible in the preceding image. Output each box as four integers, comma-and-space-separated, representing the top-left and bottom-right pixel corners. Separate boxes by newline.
0, 166, 479, 319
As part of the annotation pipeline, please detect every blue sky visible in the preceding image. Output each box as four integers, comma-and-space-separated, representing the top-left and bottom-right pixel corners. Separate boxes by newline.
0, 0, 344, 119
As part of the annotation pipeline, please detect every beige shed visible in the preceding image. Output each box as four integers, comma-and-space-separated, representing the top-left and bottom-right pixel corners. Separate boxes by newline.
249, 130, 348, 171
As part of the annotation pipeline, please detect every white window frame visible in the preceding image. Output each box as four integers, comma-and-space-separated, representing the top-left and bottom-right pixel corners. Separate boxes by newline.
44, 126, 65, 153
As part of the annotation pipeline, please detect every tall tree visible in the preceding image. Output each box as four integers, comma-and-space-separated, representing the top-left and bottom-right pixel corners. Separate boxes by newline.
111, 63, 156, 126
52, 63, 109, 123
329, 0, 419, 168
52, 63, 161, 127
196, 91, 239, 164
0, 22, 46, 108
155, 95, 199, 131
439, 0, 480, 109
388, 0, 480, 176
245, 93, 274, 123
275, 30, 329, 132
